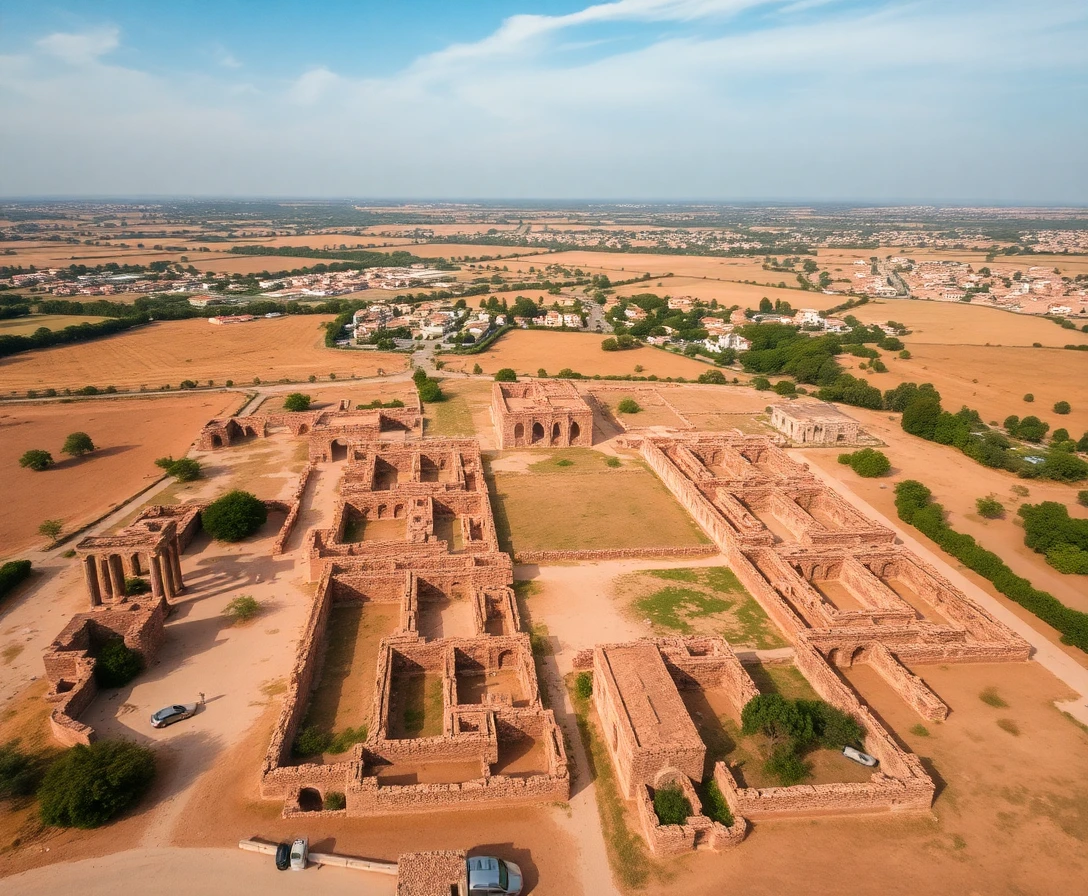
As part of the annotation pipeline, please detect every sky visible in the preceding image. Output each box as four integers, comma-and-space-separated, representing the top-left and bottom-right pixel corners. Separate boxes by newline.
0, 0, 1086, 203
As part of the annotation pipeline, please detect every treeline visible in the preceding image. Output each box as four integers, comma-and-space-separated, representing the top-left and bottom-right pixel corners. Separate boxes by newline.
229, 245, 440, 268
0, 559, 32, 600
0, 303, 31, 319
1019, 502, 1088, 575
428, 233, 819, 258
894, 480, 1088, 652
0, 317, 147, 359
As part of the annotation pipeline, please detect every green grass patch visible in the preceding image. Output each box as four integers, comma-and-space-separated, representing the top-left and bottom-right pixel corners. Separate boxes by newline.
980, 687, 1009, 708
634, 586, 731, 634
910, 724, 931, 737
996, 718, 1021, 736
424, 392, 475, 436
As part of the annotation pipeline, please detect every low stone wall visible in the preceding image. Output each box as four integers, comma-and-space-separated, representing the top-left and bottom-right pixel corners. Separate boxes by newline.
866, 642, 950, 722
45, 658, 98, 747
634, 777, 746, 855
397, 850, 467, 896
272, 463, 315, 556
347, 770, 569, 816
514, 545, 718, 564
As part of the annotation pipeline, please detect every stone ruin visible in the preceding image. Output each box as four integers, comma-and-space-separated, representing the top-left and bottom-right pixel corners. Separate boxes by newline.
490, 380, 593, 449
261, 438, 570, 817
770, 400, 863, 446
396, 851, 468, 896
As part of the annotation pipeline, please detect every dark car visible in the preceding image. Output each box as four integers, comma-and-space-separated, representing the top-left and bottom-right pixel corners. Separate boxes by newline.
275, 842, 290, 871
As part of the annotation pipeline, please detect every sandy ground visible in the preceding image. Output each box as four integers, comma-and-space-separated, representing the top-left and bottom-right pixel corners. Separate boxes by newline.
801, 407, 1088, 615
0, 393, 236, 556
0, 317, 409, 393
442, 331, 716, 379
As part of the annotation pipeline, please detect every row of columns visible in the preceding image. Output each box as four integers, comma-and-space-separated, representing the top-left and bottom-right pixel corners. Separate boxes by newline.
81, 539, 185, 609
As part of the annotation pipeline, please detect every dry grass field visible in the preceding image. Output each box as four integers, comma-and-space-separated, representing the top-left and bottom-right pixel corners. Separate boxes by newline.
839, 343, 1088, 434
0, 393, 235, 555
488, 449, 711, 552
441, 330, 715, 379
0, 317, 408, 393
188, 255, 336, 274
589, 388, 689, 429
375, 243, 539, 259
0, 314, 108, 336
852, 299, 1086, 347
612, 276, 836, 310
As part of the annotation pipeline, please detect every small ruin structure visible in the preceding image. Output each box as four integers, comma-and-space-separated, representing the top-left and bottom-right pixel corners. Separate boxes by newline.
491, 381, 593, 448
771, 400, 862, 445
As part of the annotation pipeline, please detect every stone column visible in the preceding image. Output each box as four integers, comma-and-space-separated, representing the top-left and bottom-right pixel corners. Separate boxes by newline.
127, 553, 142, 576
83, 556, 102, 608
156, 554, 174, 601
148, 553, 165, 600
168, 541, 185, 594
108, 554, 126, 602
99, 556, 114, 600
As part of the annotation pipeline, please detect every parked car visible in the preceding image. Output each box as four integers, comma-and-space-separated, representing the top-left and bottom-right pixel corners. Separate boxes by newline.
289, 838, 308, 871
843, 745, 878, 767
275, 842, 290, 871
149, 703, 198, 729
467, 856, 523, 896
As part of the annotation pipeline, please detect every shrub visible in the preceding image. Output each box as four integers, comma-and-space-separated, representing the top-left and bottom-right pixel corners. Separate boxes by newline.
38, 741, 155, 828
472, 363, 483, 375
38, 519, 63, 544
575, 671, 593, 699
697, 369, 727, 385
751, 376, 771, 391
604, 456, 621, 468
494, 368, 517, 382
976, 496, 1004, 519
1054, 400, 1071, 415
62, 432, 95, 457
164, 457, 201, 482
841, 448, 891, 478
224, 595, 260, 623
537, 368, 547, 378
898, 349, 911, 359
201, 490, 267, 542
0, 740, 38, 798
1023, 393, 1034, 402
699, 779, 733, 826
124, 577, 151, 596
94, 639, 143, 688
283, 392, 311, 412
324, 791, 346, 811
327, 725, 368, 754
764, 743, 810, 785
773, 379, 797, 396
652, 786, 692, 826
417, 380, 444, 402
293, 726, 333, 757
1046, 545, 1088, 575
0, 560, 32, 599
617, 398, 641, 414
1079, 490, 1088, 508
19, 449, 53, 472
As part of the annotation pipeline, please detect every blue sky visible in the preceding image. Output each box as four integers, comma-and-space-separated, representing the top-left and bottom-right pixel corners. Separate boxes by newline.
1, 0, 1086, 202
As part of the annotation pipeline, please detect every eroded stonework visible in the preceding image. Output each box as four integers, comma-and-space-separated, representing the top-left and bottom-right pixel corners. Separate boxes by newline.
491, 381, 593, 449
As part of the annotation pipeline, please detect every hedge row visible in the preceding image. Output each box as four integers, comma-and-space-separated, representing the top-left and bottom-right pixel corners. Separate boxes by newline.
0, 560, 32, 599
894, 480, 1088, 652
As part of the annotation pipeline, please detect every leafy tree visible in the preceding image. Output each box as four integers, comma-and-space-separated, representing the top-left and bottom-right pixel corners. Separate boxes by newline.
38, 519, 63, 544
796, 699, 864, 749
19, 449, 53, 472
472, 363, 483, 375
839, 448, 890, 477
94, 639, 143, 688
697, 369, 727, 385
764, 743, 810, 785
902, 395, 942, 440
617, 398, 641, 414
201, 490, 268, 542
1014, 416, 1049, 442
773, 379, 797, 396
0, 740, 38, 798
283, 392, 312, 412
751, 376, 771, 391
1023, 393, 1034, 402
417, 380, 444, 402
1054, 400, 1071, 415
38, 741, 155, 829
1052, 428, 1070, 445
976, 496, 1004, 519
62, 432, 95, 457
155, 456, 202, 482
1079, 490, 1088, 508
1037, 450, 1088, 482
652, 786, 692, 826
0, 560, 32, 599
494, 368, 517, 382
741, 694, 812, 745
758, 297, 774, 313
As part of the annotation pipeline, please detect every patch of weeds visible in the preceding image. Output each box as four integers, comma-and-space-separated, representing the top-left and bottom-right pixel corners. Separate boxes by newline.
575, 671, 593, 699
260, 678, 287, 698
910, 724, 930, 737
2, 644, 24, 666
648, 567, 700, 583
980, 687, 1008, 708
1061, 711, 1088, 737
951, 834, 967, 850
224, 594, 260, 624
555, 458, 574, 468
604, 456, 621, 468
634, 586, 731, 633
696, 778, 734, 826
996, 718, 1021, 736
328, 725, 368, 754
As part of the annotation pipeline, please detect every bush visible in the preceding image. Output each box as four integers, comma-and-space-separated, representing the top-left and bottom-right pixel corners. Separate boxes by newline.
976, 496, 1004, 519
575, 671, 593, 699
494, 368, 517, 382
224, 595, 260, 623
699, 779, 733, 826
1024, 393, 1034, 402
652, 786, 692, 826
62, 432, 95, 457
124, 577, 151, 596
201, 490, 268, 542
1054, 400, 1071, 415
324, 791, 346, 811
417, 380, 444, 402
751, 376, 771, 391
0, 740, 38, 798
293, 726, 333, 757
604, 456, 621, 468
0, 559, 32, 599
764, 743, 810, 785
38, 519, 63, 544
38, 741, 155, 828
19, 449, 53, 472
617, 398, 641, 414
773, 379, 797, 396
159, 457, 202, 482
1079, 490, 1088, 508
840, 448, 890, 478
283, 392, 311, 412
1046, 545, 1088, 575
94, 639, 143, 688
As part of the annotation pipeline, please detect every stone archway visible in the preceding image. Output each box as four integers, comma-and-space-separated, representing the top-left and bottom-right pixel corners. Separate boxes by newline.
551, 422, 562, 445
210, 434, 223, 449
330, 439, 348, 462
513, 422, 525, 442
298, 788, 323, 812
569, 421, 581, 442
531, 422, 545, 444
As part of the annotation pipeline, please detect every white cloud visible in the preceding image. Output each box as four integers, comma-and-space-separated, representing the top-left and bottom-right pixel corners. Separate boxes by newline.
287, 67, 339, 104
35, 27, 120, 65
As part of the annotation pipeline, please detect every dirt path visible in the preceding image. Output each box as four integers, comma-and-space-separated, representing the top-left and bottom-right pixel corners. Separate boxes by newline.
796, 452, 1088, 726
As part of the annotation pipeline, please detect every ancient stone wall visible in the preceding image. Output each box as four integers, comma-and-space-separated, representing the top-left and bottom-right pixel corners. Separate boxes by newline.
513, 545, 718, 564
866, 642, 950, 722
396, 851, 467, 896
492, 381, 593, 449
272, 463, 315, 555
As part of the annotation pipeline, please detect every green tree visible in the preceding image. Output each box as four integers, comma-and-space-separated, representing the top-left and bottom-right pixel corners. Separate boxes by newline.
224, 595, 260, 623
472, 363, 483, 375
751, 376, 771, 391
155, 456, 202, 482
976, 496, 1004, 519
201, 490, 268, 542
0, 741, 38, 798
94, 639, 143, 688
38, 519, 63, 544
61, 432, 96, 457
38, 741, 156, 829
283, 392, 312, 412
19, 449, 54, 472
1023, 393, 1034, 402
902, 395, 942, 440
758, 297, 774, 313
697, 369, 727, 385
494, 368, 517, 382
773, 379, 797, 396
1054, 400, 1071, 415
617, 398, 641, 414
839, 448, 891, 477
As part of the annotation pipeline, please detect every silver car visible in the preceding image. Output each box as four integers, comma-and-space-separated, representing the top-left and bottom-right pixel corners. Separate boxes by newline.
149, 703, 198, 729
843, 745, 878, 767
467, 856, 523, 896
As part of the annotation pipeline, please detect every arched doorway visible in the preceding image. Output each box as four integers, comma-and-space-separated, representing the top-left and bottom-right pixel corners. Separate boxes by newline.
330, 439, 348, 462
513, 422, 525, 442
569, 421, 581, 442
298, 788, 323, 812
531, 422, 545, 444
210, 434, 223, 448
551, 422, 562, 444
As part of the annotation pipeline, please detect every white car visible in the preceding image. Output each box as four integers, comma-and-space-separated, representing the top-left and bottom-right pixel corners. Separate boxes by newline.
149, 703, 198, 729
290, 838, 308, 871
843, 745, 878, 767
